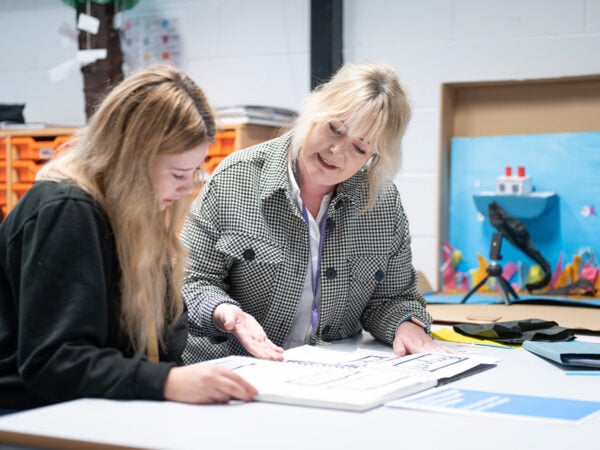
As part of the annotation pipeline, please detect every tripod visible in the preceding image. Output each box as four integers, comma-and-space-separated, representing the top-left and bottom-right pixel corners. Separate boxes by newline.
461, 232, 519, 305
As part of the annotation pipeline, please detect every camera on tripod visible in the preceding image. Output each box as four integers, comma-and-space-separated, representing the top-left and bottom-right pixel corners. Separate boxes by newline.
461, 231, 520, 305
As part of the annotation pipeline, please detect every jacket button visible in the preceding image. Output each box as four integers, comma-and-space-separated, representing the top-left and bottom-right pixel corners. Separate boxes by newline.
375, 270, 385, 282
242, 249, 255, 261
322, 324, 331, 335
325, 267, 337, 279
335, 201, 343, 210
326, 219, 336, 231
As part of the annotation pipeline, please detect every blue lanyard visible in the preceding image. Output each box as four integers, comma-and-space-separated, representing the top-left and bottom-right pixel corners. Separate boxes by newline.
301, 203, 327, 331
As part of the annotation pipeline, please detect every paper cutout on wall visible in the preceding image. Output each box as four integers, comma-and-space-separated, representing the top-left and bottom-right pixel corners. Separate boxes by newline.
447, 131, 600, 295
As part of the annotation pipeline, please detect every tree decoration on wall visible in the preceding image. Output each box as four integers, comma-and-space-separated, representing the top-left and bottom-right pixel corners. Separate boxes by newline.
61, 0, 140, 119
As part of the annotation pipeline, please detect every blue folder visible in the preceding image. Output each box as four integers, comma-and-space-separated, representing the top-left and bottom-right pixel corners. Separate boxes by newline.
523, 340, 600, 368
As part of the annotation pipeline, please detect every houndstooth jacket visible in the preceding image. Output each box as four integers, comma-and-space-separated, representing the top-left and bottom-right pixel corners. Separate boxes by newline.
180, 132, 432, 363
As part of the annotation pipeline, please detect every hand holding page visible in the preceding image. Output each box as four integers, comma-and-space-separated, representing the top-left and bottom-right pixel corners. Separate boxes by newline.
211, 345, 498, 411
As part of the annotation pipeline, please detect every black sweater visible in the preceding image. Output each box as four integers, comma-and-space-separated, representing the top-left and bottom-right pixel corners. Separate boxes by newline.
0, 181, 187, 409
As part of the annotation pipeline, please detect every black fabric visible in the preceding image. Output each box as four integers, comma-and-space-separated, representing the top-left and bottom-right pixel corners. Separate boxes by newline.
0, 104, 25, 123
488, 202, 551, 291
543, 278, 596, 296
0, 181, 185, 409
454, 319, 575, 344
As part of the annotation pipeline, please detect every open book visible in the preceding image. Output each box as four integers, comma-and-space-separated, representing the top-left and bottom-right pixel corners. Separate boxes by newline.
212, 345, 498, 411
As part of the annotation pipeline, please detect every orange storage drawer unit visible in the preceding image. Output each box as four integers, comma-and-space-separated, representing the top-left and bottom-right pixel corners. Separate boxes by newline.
0, 160, 41, 183
204, 156, 225, 174
0, 183, 31, 206
12, 183, 32, 201
207, 130, 236, 158
9, 135, 71, 160
1, 128, 79, 216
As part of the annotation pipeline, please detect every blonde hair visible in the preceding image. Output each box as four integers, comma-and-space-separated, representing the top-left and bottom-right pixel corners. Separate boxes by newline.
37, 64, 216, 354
290, 61, 412, 210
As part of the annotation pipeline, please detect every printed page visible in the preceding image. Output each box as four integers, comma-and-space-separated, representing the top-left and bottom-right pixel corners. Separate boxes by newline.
386, 387, 600, 424
283, 345, 498, 382
215, 355, 436, 411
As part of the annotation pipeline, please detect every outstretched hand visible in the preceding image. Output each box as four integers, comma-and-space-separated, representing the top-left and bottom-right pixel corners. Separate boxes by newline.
392, 320, 454, 356
213, 303, 284, 360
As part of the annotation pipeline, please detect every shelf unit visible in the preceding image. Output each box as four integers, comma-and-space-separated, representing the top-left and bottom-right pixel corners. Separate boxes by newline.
472, 192, 558, 221
206, 122, 283, 173
1, 127, 78, 218
1, 123, 283, 219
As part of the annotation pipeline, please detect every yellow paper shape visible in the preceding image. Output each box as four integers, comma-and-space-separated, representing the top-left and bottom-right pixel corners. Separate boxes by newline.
527, 265, 544, 285
432, 327, 513, 348
555, 263, 572, 289
571, 254, 581, 283
471, 253, 488, 292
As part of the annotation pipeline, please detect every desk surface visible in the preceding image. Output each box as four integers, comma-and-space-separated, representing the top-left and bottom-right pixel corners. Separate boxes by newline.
1, 333, 599, 450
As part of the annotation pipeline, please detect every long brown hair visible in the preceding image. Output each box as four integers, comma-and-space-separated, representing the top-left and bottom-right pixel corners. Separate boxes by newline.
38, 64, 216, 354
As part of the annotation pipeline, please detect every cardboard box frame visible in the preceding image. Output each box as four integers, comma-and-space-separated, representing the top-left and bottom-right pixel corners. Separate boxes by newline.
438, 74, 600, 290
434, 75, 600, 331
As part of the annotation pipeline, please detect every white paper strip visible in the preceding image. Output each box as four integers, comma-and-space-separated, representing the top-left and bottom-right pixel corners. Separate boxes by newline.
77, 49, 108, 67
49, 59, 78, 83
77, 13, 100, 35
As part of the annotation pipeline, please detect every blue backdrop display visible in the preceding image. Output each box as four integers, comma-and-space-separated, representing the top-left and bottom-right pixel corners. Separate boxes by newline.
448, 131, 600, 289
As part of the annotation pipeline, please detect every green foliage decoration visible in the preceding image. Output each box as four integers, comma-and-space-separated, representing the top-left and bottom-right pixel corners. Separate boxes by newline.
62, 0, 140, 10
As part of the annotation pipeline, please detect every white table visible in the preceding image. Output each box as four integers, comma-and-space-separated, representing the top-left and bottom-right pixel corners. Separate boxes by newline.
1, 333, 599, 450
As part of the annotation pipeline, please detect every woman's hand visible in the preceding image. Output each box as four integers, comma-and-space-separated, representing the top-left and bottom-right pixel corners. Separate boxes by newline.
163, 364, 258, 404
393, 320, 454, 355
213, 304, 284, 360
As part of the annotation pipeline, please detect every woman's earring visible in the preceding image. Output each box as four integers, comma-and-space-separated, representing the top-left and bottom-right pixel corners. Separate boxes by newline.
368, 154, 380, 169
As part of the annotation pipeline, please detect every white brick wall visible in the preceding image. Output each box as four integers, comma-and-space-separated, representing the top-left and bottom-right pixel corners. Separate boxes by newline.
344, 0, 600, 288
1, 0, 598, 288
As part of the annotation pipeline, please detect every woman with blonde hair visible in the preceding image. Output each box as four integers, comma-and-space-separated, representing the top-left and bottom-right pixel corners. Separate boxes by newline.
0, 64, 256, 413
181, 61, 450, 362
